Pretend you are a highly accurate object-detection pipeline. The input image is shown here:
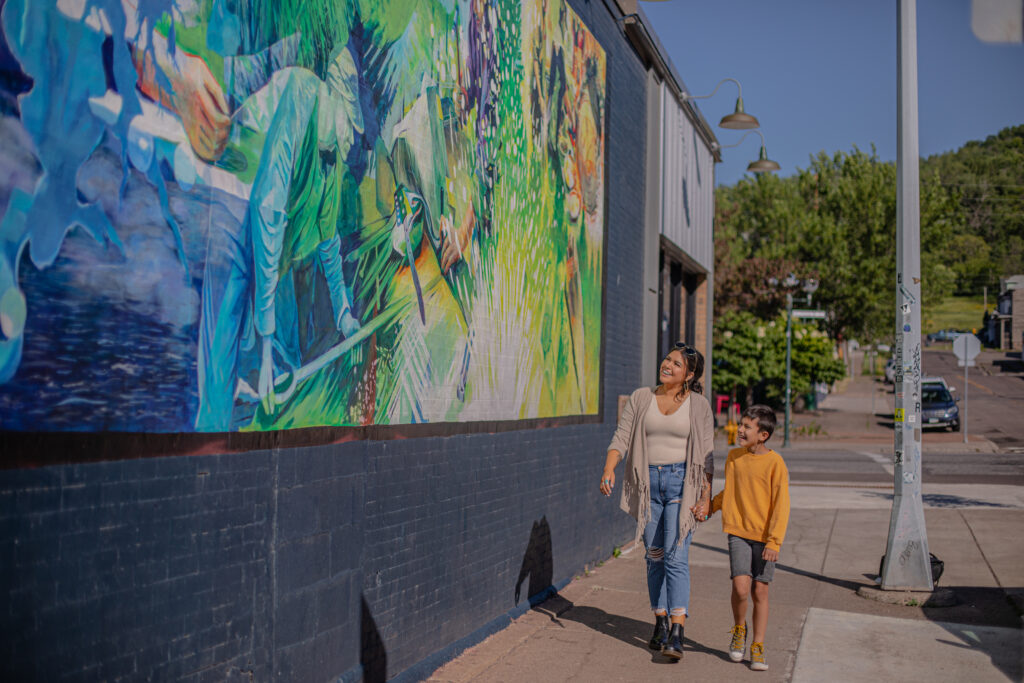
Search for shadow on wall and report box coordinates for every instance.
[515,516,554,606]
[361,596,387,683]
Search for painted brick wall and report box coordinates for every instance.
[0,1,650,681]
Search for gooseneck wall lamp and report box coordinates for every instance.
[682,78,760,130]
[713,129,781,173]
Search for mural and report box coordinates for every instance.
[0,0,605,433]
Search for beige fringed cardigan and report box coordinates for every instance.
[607,387,715,545]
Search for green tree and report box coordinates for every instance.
[712,311,845,410]
[716,146,962,345]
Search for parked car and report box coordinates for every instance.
[921,375,955,392]
[920,381,960,431]
[926,329,962,344]
[883,358,897,384]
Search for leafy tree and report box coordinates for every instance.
[716,145,962,345]
[921,124,1024,289]
[712,310,845,410]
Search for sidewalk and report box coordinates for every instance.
[430,491,1024,682]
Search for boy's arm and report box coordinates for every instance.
[764,457,791,555]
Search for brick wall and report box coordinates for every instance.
[0,1,648,681]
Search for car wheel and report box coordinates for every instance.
[951,422,960,432]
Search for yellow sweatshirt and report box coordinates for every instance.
[710,447,790,551]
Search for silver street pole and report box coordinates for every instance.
[882,0,933,591]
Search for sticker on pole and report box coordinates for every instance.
[953,334,981,363]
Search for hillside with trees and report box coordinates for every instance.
[712,124,1023,406]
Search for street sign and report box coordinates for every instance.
[953,333,981,362]
[792,309,826,319]
[952,333,981,447]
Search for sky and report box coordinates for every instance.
[641,0,1024,186]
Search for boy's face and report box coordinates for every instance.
[737,416,769,448]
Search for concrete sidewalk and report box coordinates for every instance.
[429,491,1024,682]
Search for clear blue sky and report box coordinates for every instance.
[641,0,1024,186]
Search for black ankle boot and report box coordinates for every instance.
[648,614,670,650]
[662,623,684,660]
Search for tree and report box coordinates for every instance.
[712,310,845,410]
[715,145,963,345]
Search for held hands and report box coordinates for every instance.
[599,470,616,497]
[690,499,710,522]
[762,547,779,562]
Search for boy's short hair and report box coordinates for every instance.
[742,404,777,440]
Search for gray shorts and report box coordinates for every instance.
[728,534,776,583]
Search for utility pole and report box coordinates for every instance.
[882,0,932,591]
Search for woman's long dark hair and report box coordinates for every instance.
[684,349,705,395]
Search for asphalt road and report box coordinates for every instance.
[768,447,1024,487]
[920,347,1024,451]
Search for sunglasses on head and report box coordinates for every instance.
[673,342,698,357]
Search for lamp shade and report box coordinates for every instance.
[747,144,780,173]
[719,96,760,130]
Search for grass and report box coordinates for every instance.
[923,295,986,334]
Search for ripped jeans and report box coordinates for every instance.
[643,463,693,616]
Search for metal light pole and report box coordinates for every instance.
[784,292,793,447]
[881,0,932,591]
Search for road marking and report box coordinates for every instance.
[966,377,995,395]
[858,450,894,476]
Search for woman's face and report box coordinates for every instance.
[659,350,693,389]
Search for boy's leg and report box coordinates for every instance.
[751,580,770,643]
[727,535,753,625]
[750,540,776,643]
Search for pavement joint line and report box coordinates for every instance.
[820,509,839,578]
[958,508,1003,589]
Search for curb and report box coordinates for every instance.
[856,585,957,608]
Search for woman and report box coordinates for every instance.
[600,343,714,660]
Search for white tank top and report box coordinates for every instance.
[644,394,691,465]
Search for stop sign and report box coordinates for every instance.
[953,334,981,363]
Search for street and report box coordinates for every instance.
[921,347,1024,452]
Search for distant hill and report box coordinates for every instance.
[921,124,1024,291]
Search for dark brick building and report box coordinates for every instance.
[0,1,718,680]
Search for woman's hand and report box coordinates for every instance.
[600,469,615,497]
[690,499,710,522]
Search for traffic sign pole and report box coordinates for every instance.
[954,334,980,444]
[964,359,968,444]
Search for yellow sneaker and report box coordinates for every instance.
[750,642,768,671]
[729,623,747,662]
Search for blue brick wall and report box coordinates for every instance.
[0,1,649,680]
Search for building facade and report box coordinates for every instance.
[0,1,717,680]
[987,275,1024,350]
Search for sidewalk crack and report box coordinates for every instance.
[958,509,1001,588]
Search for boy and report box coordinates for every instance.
[696,404,789,671]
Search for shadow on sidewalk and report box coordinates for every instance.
[531,595,734,664]
[691,541,866,592]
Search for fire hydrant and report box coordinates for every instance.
[725,418,738,445]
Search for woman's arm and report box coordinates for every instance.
[601,390,640,496]
[600,450,620,496]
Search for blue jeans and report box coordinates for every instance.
[643,463,693,616]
